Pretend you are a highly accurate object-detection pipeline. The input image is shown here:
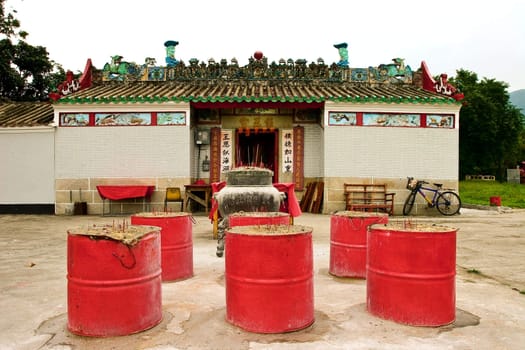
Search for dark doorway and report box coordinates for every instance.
[236,130,278,183]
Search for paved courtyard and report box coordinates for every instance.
[0,208,524,349]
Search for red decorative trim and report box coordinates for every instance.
[191,101,323,109]
[421,61,435,92]
[49,59,93,101]
[59,111,186,126]
[420,61,464,101]
[293,126,304,191]
[356,112,363,125]
[327,111,455,129]
[421,114,427,128]
[209,127,222,183]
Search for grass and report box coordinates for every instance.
[459,180,525,208]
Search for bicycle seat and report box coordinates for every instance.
[433,183,443,188]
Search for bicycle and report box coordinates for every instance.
[403,177,461,216]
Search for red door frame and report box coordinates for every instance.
[235,129,279,183]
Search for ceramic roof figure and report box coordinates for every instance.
[334,42,349,67]
[164,40,179,67]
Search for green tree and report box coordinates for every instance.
[452,70,524,181]
[1,0,65,101]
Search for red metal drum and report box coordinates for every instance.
[489,196,501,206]
[67,225,162,337]
[229,212,290,227]
[329,211,388,278]
[131,212,193,282]
[225,225,314,333]
[367,223,457,326]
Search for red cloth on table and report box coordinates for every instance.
[96,185,155,200]
[208,181,227,220]
[273,183,302,217]
[208,182,302,220]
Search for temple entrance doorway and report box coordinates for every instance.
[235,129,278,183]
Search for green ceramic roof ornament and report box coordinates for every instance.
[103,55,129,75]
[334,42,349,67]
[164,40,179,67]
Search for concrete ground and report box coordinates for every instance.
[0,207,524,350]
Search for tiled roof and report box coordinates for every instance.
[0,102,54,127]
[56,80,457,105]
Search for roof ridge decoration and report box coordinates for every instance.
[334,42,349,67]
[50,41,463,104]
[49,59,93,101]
[421,61,464,101]
[97,41,414,86]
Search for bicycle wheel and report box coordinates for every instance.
[436,191,461,215]
[402,191,417,215]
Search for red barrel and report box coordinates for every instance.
[367,223,456,326]
[489,196,501,206]
[329,211,388,278]
[229,212,290,227]
[225,225,314,333]
[131,212,193,282]
[67,227,162,337]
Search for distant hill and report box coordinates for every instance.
[510,89,525,113]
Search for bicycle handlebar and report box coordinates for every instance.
[406,177,429,191]
[407,177,446,193]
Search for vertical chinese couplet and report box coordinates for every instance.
[221,130,233,172]
[282,129,294,173]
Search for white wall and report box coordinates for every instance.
[54,103,192,179]
[323,102,461,181]
[303,123,324,178]
[55,125,191,178]
[323,126,458,179]
[0,127,55,203]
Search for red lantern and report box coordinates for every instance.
[253,51,263,60]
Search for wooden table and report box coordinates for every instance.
[184,184,212,213]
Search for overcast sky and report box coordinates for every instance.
[6,0,525,91]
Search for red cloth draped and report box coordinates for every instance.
[96,185,155,200]
[208,181,227,220]
[272,183,302,217]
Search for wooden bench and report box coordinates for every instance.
[344,183,395,215]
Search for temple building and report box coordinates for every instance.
[0,42,463,215]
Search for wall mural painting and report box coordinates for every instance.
[328,112,357,126]
[294,109,320,123]
[157,112,186,125]
[236,115,276,133]
[221,130,233,172]
[282,129,294,173]
[196,109,221,124]
[426,114,454,128]
[60,113,90,126]
[95,113,151,126]
[363,113,420,127]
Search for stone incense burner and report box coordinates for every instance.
[214,167,284,257]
